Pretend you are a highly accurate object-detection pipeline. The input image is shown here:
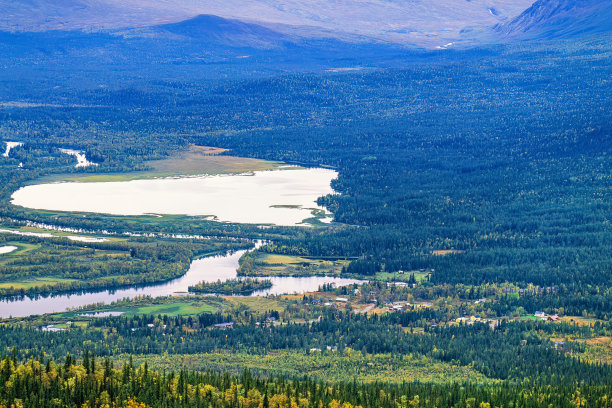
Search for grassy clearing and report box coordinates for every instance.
[0,276,78,290]
[559,316,604,326]
[129,350,494,384]
[578,336,612,363]
[148,145,283,175]
[114,302,219,316]
[373,271,429,282]
[0,241,40,261]
[548,335,612,364]
[239,252,349,277]
[226,296,286,314]
[431,249,465,256]
[41,145,285,183]
[261,254,316,264]
[56,297,223,318]
[519,315,542,321]
[241,253,431,282]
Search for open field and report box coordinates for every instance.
[146,145,283,175]
[431,249,465,256]
[39,145,286,183]
[239,252,350,277]
[98,301,219,317]
[0,241,40,261]
[0,276,78,290]
[578,337,612,364]
[225,296,287,313]
[129,350,495,384]
[559,316,605,327]
[48,296,224,319]
[373,271,429,282]
[547,335,612,364]
[240,252,431,283]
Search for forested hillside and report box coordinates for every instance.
[0,10,610,408]
[1,36,610,304]
[2,356,609,408]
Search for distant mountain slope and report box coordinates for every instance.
[0,0,186,31]
[130,15,290,49]
[0,0,535,47]
[495,0,612,39]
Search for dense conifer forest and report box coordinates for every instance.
[0,17,610,408]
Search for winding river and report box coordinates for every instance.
[1,165,356,318]
[0,248,364,318]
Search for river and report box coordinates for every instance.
[0,248,364,318]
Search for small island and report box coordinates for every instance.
[188,278,272,295]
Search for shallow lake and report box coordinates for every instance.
[0,248,364,318]
[0,245,18,255]
[11,168,337,226]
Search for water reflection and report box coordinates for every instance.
[0,249,363,318]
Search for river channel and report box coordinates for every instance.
[0,248,363,318]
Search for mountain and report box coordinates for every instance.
[128,15,291,49]
[0,0,535,47]
[495,0,612,39]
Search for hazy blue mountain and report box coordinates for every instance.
[126,14,291,49]
[495,0,612,39]
[2,0,611,50]
[0,0,535,47]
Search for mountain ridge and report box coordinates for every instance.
[495,0,612,39]
[0,0,535,48]
[123,14,292,49]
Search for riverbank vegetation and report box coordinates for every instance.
[189,278,272,295]
[2,37,609,311]
[0,30,610,407]
[63,296,225,318]
[1,276,611,404]
[0,232,250,299]
[40,145,284,183]
[238,252,350,277]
